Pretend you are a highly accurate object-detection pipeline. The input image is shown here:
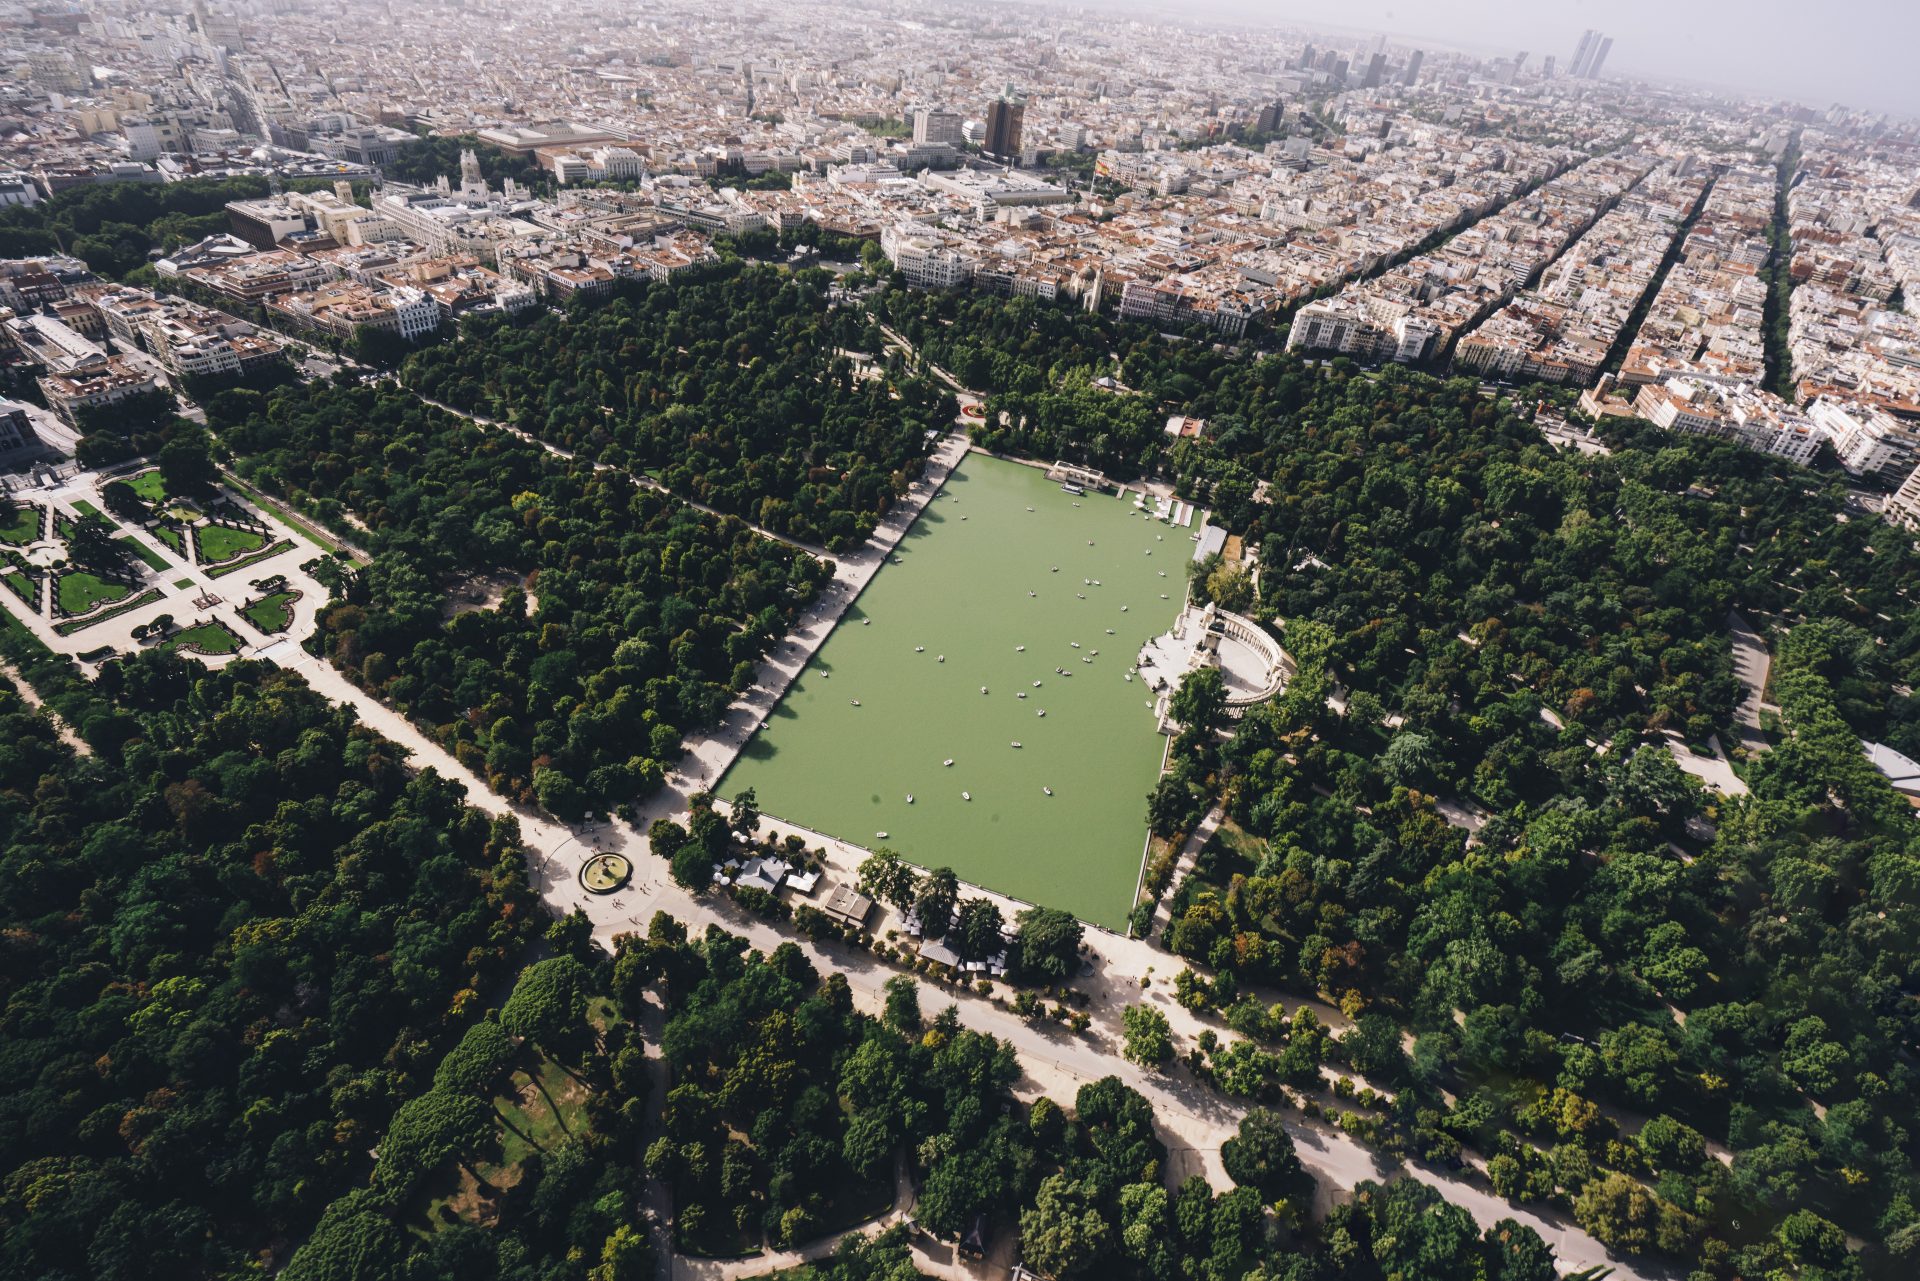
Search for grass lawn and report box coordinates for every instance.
[153,525,186,555]
[56,571,131,615]
[117,536,168,571]
[0,504,39,545]
[0,602,33,640]
[1212,815,1268,865]
[419,1052,591,1234]
[207,539,296,578]
[72,499,102,519]
[3,570,34,604]
[194,523,269,564]
[54,588,161,636]
[241,590,297,634]
[493,1056,587,1167]
[127,471,167,503]
[168,621,243,655]
[172,577,193,589]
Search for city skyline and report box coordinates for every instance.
[1125,0,1920,119]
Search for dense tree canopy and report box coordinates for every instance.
[202,378,832,816]
[0,656,535,1280]
[401,264,954,552]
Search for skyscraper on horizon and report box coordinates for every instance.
[1588,36,1614,80]
[1570,28,1599,78]
[1401,48,1424,86]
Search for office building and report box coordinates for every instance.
[1362,54,1386,89]
[912,107,964,148]
[1401,50,1424,85]
[1570,29,1599,78]
[0,399,40,462]
[983,89,1025,163]
[1588,37,1613,79]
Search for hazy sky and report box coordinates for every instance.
[1101,0,1920,119]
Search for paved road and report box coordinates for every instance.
[0,656,91,755]
[1727,610,1775,755]
[1149,803,1220,937]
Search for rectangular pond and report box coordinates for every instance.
[722,452,1190,930]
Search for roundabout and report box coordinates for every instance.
[578,851,633,894]
[24,539,65,569]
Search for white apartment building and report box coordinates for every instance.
[1883,462,1920,533]
[1808,397,1920,485]
[1287,297,1378,356]
[880,225,972,289]
[911,107,964,148]
[93,288,285,379]
[269,281,441,342]
[1635,378,1824,466]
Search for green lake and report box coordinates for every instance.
[721,452,1190,930]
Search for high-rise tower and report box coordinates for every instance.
[1570,29,1599,78]
[983,87,1026,163]
[1587,37,1613,79]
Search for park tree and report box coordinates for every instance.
[1121,1003,1174,1069]
[1014,906,1084,982]
[1220,1107,1309,1207]
[954,897,1006,962]
[589,1224,655,1281]
[1635,1115,1707,1173]
[1170,665,1227,735]
[649,817,688,859]
[157,428,218,496]
[670,841,712,892]
[729,786,761,838]
[857,847,916,909]
[374,1088,496,1196]
[280,1192,411,1281]
[1774,1210,1847,1268]
[1572,1172,1685,1257]
[913,866,960,937]
[101,480,149,521]
[1018,1175,1111,1278]
[1340,1012,1408,1081]
[433,1017,516,1096]
[499,955,590,1052]
[1485,1218,1558,1281]
[1204,561,1255,612]
[1607,743,1700,825]
[1380,730,1441,789]
[66,516,130,576]
[533,765,589,820]
[883,975,922,1033]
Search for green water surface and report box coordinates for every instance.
[721,453,1190,929]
